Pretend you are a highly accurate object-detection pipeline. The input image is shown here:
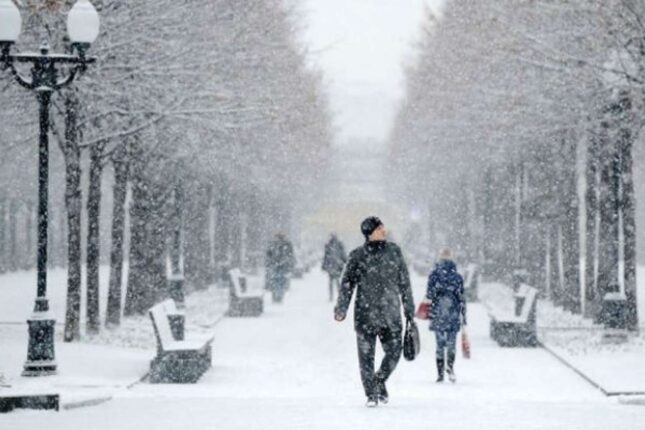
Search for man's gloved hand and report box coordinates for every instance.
[334,309,346,321]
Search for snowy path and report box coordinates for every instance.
[4,269,644,429]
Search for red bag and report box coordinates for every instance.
[415,302,431,320]
[461,330,471,359]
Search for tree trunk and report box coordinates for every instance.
[480,168,493,279]
[170,179,183,275]
[184,181,211,290]
[63,93,83,342]
[245,194,262,270]
[584,133,600,318]
[214,189,230,266]
[501,166,517,278]
[230,195,243,269]
[547,225,560,303]
[514,165,523,269]
[619,126,638,331]
[544,228,551,299]
[562,137,580,313]
[106,144,129,327]
[86,142,104,335]
[0,196,5,273]
[596,119,620,323]
[124,148,151,316]
[147,182,170,303]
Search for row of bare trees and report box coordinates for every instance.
[0,0,332,339]
[388,0,641,330]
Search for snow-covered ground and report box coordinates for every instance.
[0,266,228,410]
[2,268,644,429]
[478,268,645,395]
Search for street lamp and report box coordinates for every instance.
[0,0,100,377]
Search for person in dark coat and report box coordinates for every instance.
[425,248,466,383]
[322,233,347,302]
[265,233,296,303]
[334,217,416,407]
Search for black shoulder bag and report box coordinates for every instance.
[403,319,420,361]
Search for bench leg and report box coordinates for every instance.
[150,350,212,384]
[492,324,538,347]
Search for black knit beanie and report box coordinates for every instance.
[360,216,383,239]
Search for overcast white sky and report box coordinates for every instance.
[300,0,443,146]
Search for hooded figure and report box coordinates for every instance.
[322,234,347,301]
[426,248,466,383]
[335,217,415,407]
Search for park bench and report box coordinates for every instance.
[226,268,264,317]
[148,299,213,383]
[489,283,538,347]
[463,263,480,302]
[600,289,629,343]
[0,394,59,413]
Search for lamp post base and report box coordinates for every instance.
[22,316,57,377]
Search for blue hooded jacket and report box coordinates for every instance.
[426,259,466,332]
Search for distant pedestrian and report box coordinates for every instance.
[265,233,296,303]
[322,233,347,301]
[425,248,466,383]
[335,217,416,407]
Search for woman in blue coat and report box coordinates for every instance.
[425,248,466,382]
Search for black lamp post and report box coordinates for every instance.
[0,0,100,377]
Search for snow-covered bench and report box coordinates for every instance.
[148,299,213,383]
[489,284,538,347]
[226,268,264,317]
[463,263,480,302]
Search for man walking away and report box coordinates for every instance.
[426,248,466,383]
[322,233,347,301]
[334,217,416,407]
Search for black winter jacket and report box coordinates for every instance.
[335,241,415,333]
[322,237,347,278]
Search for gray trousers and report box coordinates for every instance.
[435,329,458,366]
[356,327,402,397]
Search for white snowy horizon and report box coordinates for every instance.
[300,0,444,147]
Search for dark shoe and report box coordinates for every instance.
[376,379,389,404]
[366,395,378,407]
[446,351,456,382]
[436,358,445,383]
